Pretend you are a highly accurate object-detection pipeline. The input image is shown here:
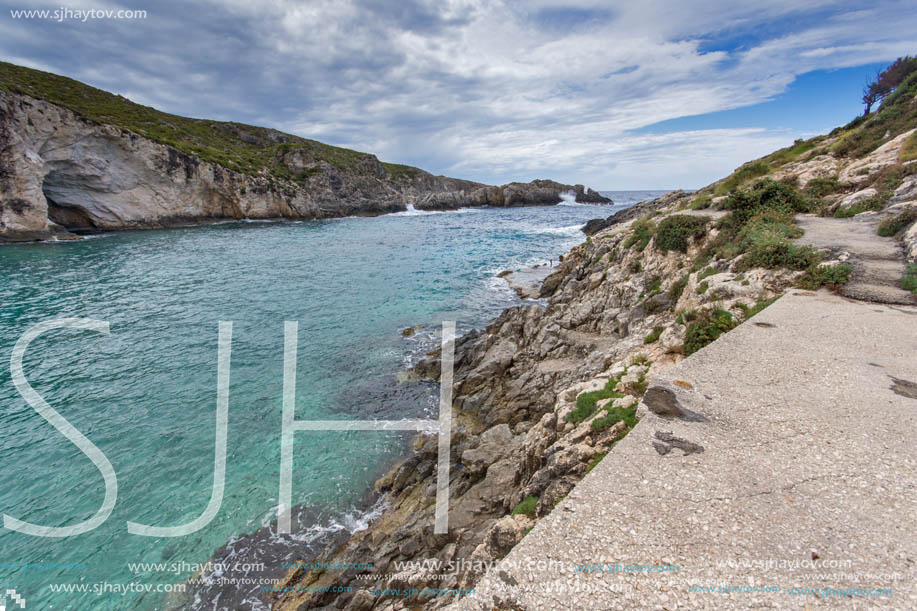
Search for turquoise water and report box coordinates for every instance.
[0,200,632,609]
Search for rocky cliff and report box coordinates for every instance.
[257,189,808,610]
[252,72,917,609]
[0,62,609,242]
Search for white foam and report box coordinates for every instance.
[557,191,585,206]
[526,223,584,237]
[389,203,473,217]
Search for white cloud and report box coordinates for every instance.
[4,0,916,188]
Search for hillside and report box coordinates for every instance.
[0,61,420,181]
[0,62,609,242]
[250,66,916,611]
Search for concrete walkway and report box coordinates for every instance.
[796,214,915,305]
[452,290,917,610]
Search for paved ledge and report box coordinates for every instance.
[452,290,917,610]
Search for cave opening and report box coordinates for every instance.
[42,167,100,233]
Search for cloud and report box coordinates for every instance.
[1,0,916,188]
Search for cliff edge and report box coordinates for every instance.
[0,62,609,241]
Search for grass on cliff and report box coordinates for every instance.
[901,132,917,163]
[0,61,421,181]
[714,161,771,195]
[700,180,826,274]
[512,496,539,518]
[566,371,627,425]
[682,297,783,355]
[624,217,656,251]
[830,71,917,159]
[902,264,917,295]
[654,215,709,253]
[878,209,917,236]
[761,137,821,167]
[683,309,737,356]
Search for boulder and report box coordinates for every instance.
[460,424,518,476]
[837,188,878,210]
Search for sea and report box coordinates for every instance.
[0,190,667,609]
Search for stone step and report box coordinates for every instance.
[852,258,909,284]
[842,281,916,305]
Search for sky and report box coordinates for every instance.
[1,1,916,190]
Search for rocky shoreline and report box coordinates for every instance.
[247,188,808,610]
[185,116,917,605]
[0,83,610,242]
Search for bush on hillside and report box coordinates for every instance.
[654,215,709,253]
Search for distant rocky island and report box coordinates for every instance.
[0,62,609,242]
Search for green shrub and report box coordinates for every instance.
[566,373,626,424]
[668,275,688,301]
[633,372,648,395]
[691,252,713,271]
[738,227,820,271]
[654,215,709,253]
[624,217,656,251]
[878,210,917,236]
[512,496,539,517]
[722,179,816,228]
[689,195,713,210]
[684,309,737,355]
[798,264,852,289]
[902,264,917,294]
[737,296,779,319]
[630,354,651,367]
[591,404,638,432]
[833,197,886,218]
[715,161,771,195]
[901,132,917,163]
[645,276,662,296]
[643,326,664,344]
[630,261,642,273]
[806,176,842,198]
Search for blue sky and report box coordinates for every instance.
[1,1,916,189]
[634,63,887,137]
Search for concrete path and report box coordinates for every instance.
[796,214,915,305]
[452,291,917,610]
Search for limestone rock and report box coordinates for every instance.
[771,154,838,188]
[839,129,917,183]
[460,424,518,476]
[481,515,534,558]
[0,90,608,242]
[838,188,878,210]
[892,174,917,204]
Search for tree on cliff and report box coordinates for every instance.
[862,56,917,115]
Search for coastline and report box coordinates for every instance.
[194,188,802,609]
